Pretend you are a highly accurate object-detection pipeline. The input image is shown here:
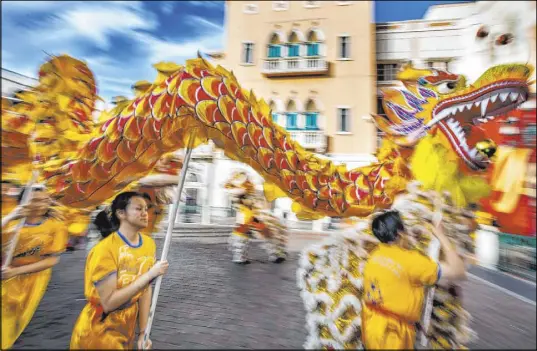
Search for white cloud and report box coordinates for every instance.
[27,3,158,50]
[161,1,174,15]
[186,15,223,31]
[132,30,224,63]
[2,1,225,103]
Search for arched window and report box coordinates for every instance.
[304,99,320,130]
[267,32,283,58]
[286,99,298,130]
[269,100,279,124]
[306,29,324,57]
[287,30,303,58]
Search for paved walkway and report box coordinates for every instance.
[12,238,537,349]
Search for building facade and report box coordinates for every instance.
[205,0,378,228]
[217,0,377,165]
[1,68,38,100]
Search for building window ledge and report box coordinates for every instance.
[336,131,352,135]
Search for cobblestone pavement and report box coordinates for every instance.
[13,238,537,350]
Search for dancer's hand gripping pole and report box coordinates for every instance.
[418,210,443,347]
[2,167,40,269]
[142,132,196,349]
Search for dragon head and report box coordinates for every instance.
[375,63,532,172]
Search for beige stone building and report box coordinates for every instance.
[214,0,377,167]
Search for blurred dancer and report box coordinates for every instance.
[139,191,162,237]
[361,210,467,350]
[1,185,68,350]
[70,191,168,350]
[1,180,20,217]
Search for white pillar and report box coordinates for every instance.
[312,218,324,232]
[202,158,215,225]
[475,224,500,270]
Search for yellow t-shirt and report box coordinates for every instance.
[363,244,440,322]
[9,218,69,267]
[84,231,156,306]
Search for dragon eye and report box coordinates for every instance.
[437,81,458,94]
[496,33,513,45]
[476,26,489,38]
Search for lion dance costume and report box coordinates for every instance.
[296,62,533,349]
[0,51,532,349]
[224,170,288,264]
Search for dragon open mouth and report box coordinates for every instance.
[432,80,529,170]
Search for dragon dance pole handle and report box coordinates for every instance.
[419,235,441,347]
[2,168,40,269]
[142,132,196,349]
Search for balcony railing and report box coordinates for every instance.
[289,130,327,151]
[262,57,328,76]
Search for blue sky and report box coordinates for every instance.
[2,0,463,104]
[375,1,474,22]
[1,1,225,104]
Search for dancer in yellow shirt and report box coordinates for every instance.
[70,191,169,350]
[1,185,68,350]
[362,210,467,350]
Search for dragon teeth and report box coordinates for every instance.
[457,105,465,113]
[465,103,473,111]
[480,97,489,117]
[490,94,498,103]
[510,92,519,101]
[499,92,509,102]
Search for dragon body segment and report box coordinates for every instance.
[0,56,425,218]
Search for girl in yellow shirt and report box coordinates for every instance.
[70,191,169,350]
[1,185,68,350]
[362,210,467,350]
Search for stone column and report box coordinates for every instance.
[475,224,500,270]
[201,156,216,225]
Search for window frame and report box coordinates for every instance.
[336,106,351,133]
[337,35,351,60]
[241,41,255,65]
[243,3,259,14]
[286,113,298,130]
[287,43,300,57]
[304,1,320,8]
[377,63,400,82]
[267,44,282,58]
[305,112,319,130]
[272,1,289,11]
[306,42,320,57]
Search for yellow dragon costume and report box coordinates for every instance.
[223,170,288,264]
[0,53,532,349]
